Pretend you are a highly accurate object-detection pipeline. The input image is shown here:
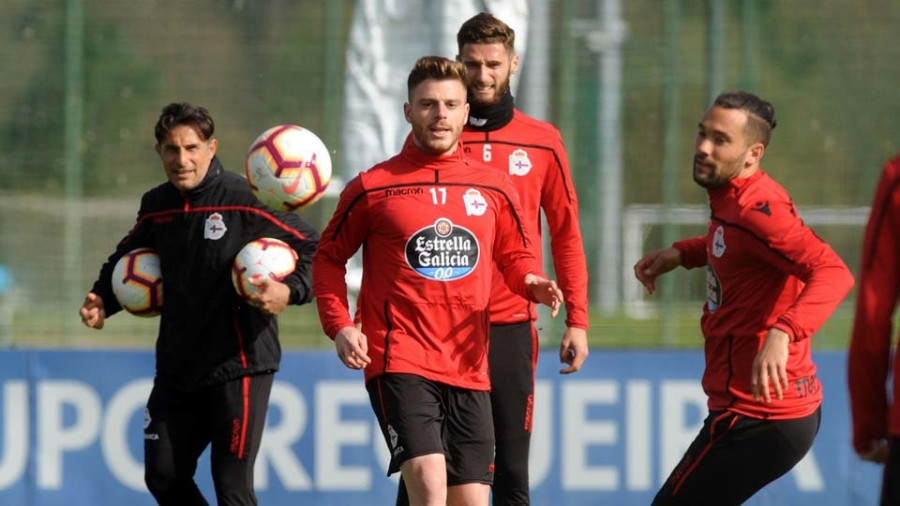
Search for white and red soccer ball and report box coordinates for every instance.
[111,248,163,317]
[232,238,298,302]
[245,125,332,211]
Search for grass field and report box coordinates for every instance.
[8,300,858,351]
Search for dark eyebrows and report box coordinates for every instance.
[161,141,201,150]
[697,122,731,141]
[459,51,506,67]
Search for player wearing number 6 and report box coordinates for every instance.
[313,56,563,506]
[456,14,590,506]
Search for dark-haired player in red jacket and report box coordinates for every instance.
[457,13,590,506]
[313,56,563,506]
[848,154,900,505]
[634,91,854,505]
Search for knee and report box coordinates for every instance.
[145,462,176,499]
[402,454,447,504]
[494,438,529,480]
[409,466,445,496]
[145,459,197,502]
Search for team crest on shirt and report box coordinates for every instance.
[508,148,532,176]
[204,212,227,240]
[712,226,726,258]
[405,218,480,281]
[463,188,488,216]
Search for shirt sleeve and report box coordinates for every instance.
[313,177,368,339]
[741,196,854,342]
[673,236,708,269]
[266,211,320,306]
[494,180,545,301]
[848,158,900,453]
[541,130,590,329]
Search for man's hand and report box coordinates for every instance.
[247,277,290,315]
[633,247,682,295]
[79,292,106,329]
[859,439,889,463]
[524,274,564,317]
[559,327,588,374]
[334,326,372,370]
[751,328,791,403]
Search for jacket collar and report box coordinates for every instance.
[178,156,224,196]
[707,169,765,201]
[467,92,515,131]
[399,135,467,170]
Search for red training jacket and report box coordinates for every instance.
[461,110,589,329]
[313,137,544,390]
[673,170,854,419]
[848,155,900,453]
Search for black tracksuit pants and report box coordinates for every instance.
[652,407,821,506]
[143,373,274,506]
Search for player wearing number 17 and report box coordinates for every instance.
[313,56,563,506]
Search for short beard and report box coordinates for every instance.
[692,156,743,189]
[693,172,726,189]
[412,126,456,156]
[469,77,511,108]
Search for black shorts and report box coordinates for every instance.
[366,373,494,486]
[653,407,821,506]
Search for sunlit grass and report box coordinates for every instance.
[7,300,856,350]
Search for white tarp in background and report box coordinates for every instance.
[341,0,530,178]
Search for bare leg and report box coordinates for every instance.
[400,453,447,506]
[448,482,490,506]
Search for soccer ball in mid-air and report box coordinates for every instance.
[111,247,163,316]
[245,125,332,211]
[232,238,299,303]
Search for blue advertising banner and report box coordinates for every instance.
[0,350,882,505]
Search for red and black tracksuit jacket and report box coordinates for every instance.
[313,137,544,390]
[673,169,853,419]
[849,154,900,453]
[460,108,589,330]
[91,157,319,391]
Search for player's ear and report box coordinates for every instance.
[208,138,219,157]
[746,142,765,167]
[403,103,412,124]
[510,52,520,75]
